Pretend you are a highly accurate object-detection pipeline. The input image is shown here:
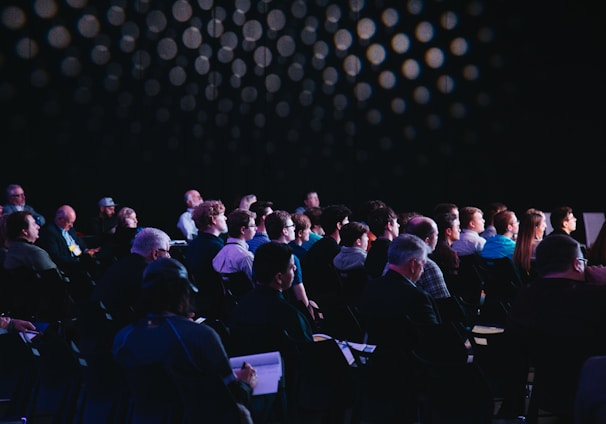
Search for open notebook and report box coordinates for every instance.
[229,351,283,396]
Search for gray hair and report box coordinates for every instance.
[131,227,170,256]
[387,233,431,266]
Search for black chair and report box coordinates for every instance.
[219,271,255,319]
[446,254,484,305]
[474,257,522,326]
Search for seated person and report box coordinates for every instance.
[89,197,120,247]
[111,206,143,260]
[333,221,369,272]
[3,211,58,271]
[112,257,257,423]
[3,184,46,226]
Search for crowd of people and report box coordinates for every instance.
[3,183,606,422]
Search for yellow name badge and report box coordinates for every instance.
[69,244,82,256]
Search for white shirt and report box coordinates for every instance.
[177,208,197,241]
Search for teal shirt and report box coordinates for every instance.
[480,234,516,259]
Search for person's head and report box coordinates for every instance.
[97,197,118,218]
[118,207,138,228]
[367,206,399,240]
[253,241,296,291]
[302,191,320,209]
[226,208,257,240]
[339,221,370,250]
[184,189,203,209]
[493,210,519,238]
[55,205,77,231]
[550,206,577,234]
[265,210,295,242]
[238,194,257,210]
[405,215,439,251]
[249,200,274,228]
[320,204,352,236]
[397,211,422,231]
[291,212,311,243]
[6,184,26,207]
[130,227,172,261]
[303,206,324,235]
[137,258,198,317]
[534,234,586,280]
[387,233,432,282]
[432,203,459,220]
[483,202,508,226]
[434,211,461,244]
[6,211,39,243]
[357,199,387,223]
[459,206,485,234]
[192,200,227,234]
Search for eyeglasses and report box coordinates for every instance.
[285,224,295,228]
[157,248,171,257]
[245,224,258,228]
[577,257,588,264]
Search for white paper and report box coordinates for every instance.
[229,351,283,396]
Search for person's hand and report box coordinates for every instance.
[1,318,36,332]
[307,299,323,321]
[235,362,258,389]
[85,247,101,256]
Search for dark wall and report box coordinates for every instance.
[1,0,604,238]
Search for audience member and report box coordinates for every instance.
[430,211,461,278]
[3,184,46,226]
[300,206,324,250]
[112,257,256,423]
[548,205,577,237]
[365,206,400,278]
[89,197,120,246]
[212,208,256,285]
[480,210,519,260]
[3,210,58,271]
[185,200,227,319]
[512,209,546,282]
[111,206,143,260]
[91,227,172,332]
[502,234,606,418]
[177,189,203,241]
[587,219,606,266]
[356,199,387,250]
[302,204,352,302]
[451,206,486,256]
[288,212,311,263]
[247,200,274,254]
[37,204,101,279]
[480,202,508,239]
[265,210,318,320]
[397,211,422,230]
[405,216,451,299]
[333,221,369,272]
[432,202,459,219]
[294,190,320,214]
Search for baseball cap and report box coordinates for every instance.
[98,197,118,207]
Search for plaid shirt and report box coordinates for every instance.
[416,257,451,299]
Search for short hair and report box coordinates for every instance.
[434,212,458,240]
[534,234,581,276]
[253,242,293,284]
[249,200,274,225]
[483,202,508,225]
[192,200,225,230]
[304,206,322,227]
[238,194,257,210]
[130,227,171,256]
[357,199,387,222]
[118,207,136,223]
[265,210,291,240]
[432,203,458,218]
[459,206,483,228]
[367,206,397,236]
[137,258,196,317]
[397,211,422,230]
[291,212,311,233]
[227,208,256,237]
[550,206,573,230]
[493,210,516,234]
[387,233,431,266]
[340,221,369,247]
[405,216,437,241]
[5,211,33,241]
[320,204,352,233]
[5,184,22,199]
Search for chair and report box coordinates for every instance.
[446,254,484,306]
[336,267,369,309]
[474,257,522,326]
[219,271,255,319]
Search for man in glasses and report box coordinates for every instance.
[3,183,46,226]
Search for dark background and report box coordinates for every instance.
[1,0,604,241]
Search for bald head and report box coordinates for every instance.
[55,205,77,231]
[405,215,439,251]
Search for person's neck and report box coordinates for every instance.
[203,228,221,237]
